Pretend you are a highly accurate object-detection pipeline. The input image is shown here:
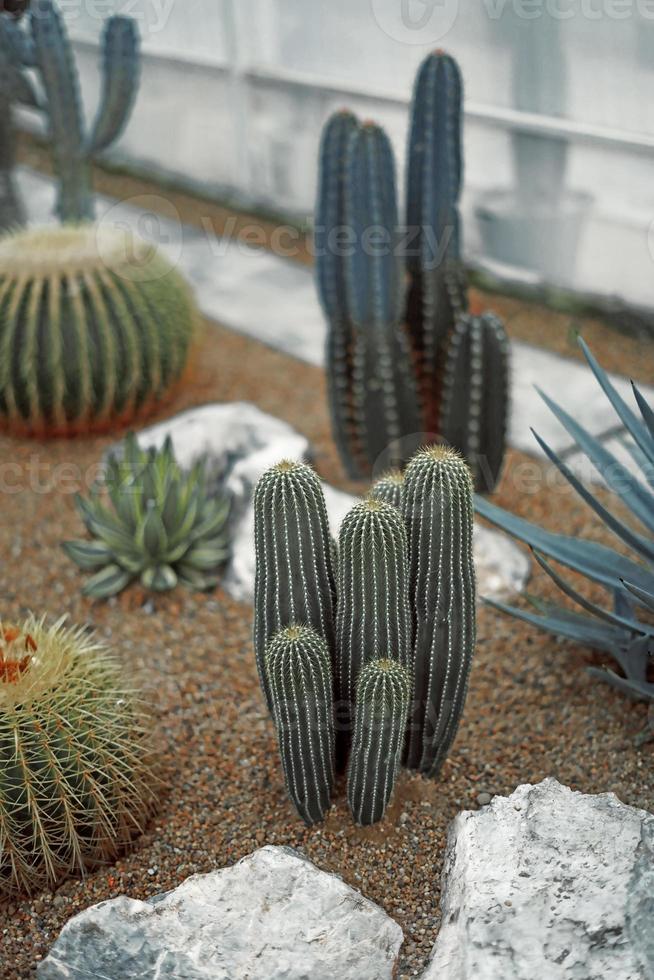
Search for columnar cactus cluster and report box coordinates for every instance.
[253,445,476,827]
[0,224,198,436]
[315,50,510,492]
[0,0,140,225]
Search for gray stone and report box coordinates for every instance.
[424,778,654,980]
[38,846,403,980]
[124,402,529,603]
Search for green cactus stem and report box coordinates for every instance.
[370,469,405,510]
[347,658,410,826]
[265,624,335,826]
[438,312,510,493]
[403,445,476,776]
[336,497,412,760]
[253,460,336,713]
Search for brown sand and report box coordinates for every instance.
[0,322,652,979]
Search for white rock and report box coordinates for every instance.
[38,846,403,980]
[120,402,529,602]
[423,778,654,980]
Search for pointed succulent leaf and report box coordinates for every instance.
[61,539,114,570]
[140,564,177,592]
[632,380,654,440]
[475,495,653,593]
[182,540,229,572]
[139,507,168,558]
[176,565,219,591]
[622,579,654,613]
[586,667,654,702]
[82,564,133,599]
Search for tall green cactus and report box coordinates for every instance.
[0,12,39,231]
[4,0,140,224]
[403,445,476,776]
[265,624,334,826]
[347,658,410,826]
[253,460,336,713]
[439,312,510,492]
[316,51,509,490]
[405,51,466,433]
[335,497,412,759]
[316,115,423,479]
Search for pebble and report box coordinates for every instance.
[476,792,492,807]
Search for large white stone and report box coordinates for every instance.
[37,846,404,980]
[124,402,529,602]
[424,778,654,980]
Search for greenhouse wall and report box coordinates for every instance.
[55,0,654,309]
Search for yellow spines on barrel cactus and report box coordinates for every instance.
[0,224,198,436]
[0,615,158,896]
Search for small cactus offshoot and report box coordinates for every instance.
[0,615,157,896]
[347,658,410,826]
[265,624,335,826]
[403,445,476,776]
[370,469,405,510]
[63,433,229,598]
[253,459,336,713]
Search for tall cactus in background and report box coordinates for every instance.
[0,11,38,230]
[439,313,510,493]
[0,0,140,226]
[31,0,139,222]
[347,658,410,826]
[253,460,336,712]
[316,117,423,479]
[265,624,335,826]
[403,445,476,775]
[316,51,509,492]
[335,497,412,760]
[405,50,466,433]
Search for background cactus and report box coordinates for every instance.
[0,0,140,224]
[265,624,335,826]
[0,615,157,896]
[0,11,38,230]
[316,116,423,479]
[438,312,510,493]
[0,224,198,436]
[403,445,476,776]
[405,50,466,434]
[63,433,230,597]
[253,460,336,712]
[347,658,410,826]
[316,51,509,490]
[336,497,412,759]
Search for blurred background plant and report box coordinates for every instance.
[64,433,230,598]
[0,0,140,229]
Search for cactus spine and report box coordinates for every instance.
[0,224,197,436]
[316,51,509,489]
[403,446,476,776]
[347,658,410,826]
[253,460,336,713]
[31,1,140,223]
[316,116,423,479]
[439,312,510,492]
[336,497,412,759]
[0,616,157,896]
[265,625,335,825]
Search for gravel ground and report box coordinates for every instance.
[0,322,652,978]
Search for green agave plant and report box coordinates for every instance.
[63,433,230,598]
[477,338,654,704]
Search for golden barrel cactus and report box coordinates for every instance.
[0,223,198,436]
